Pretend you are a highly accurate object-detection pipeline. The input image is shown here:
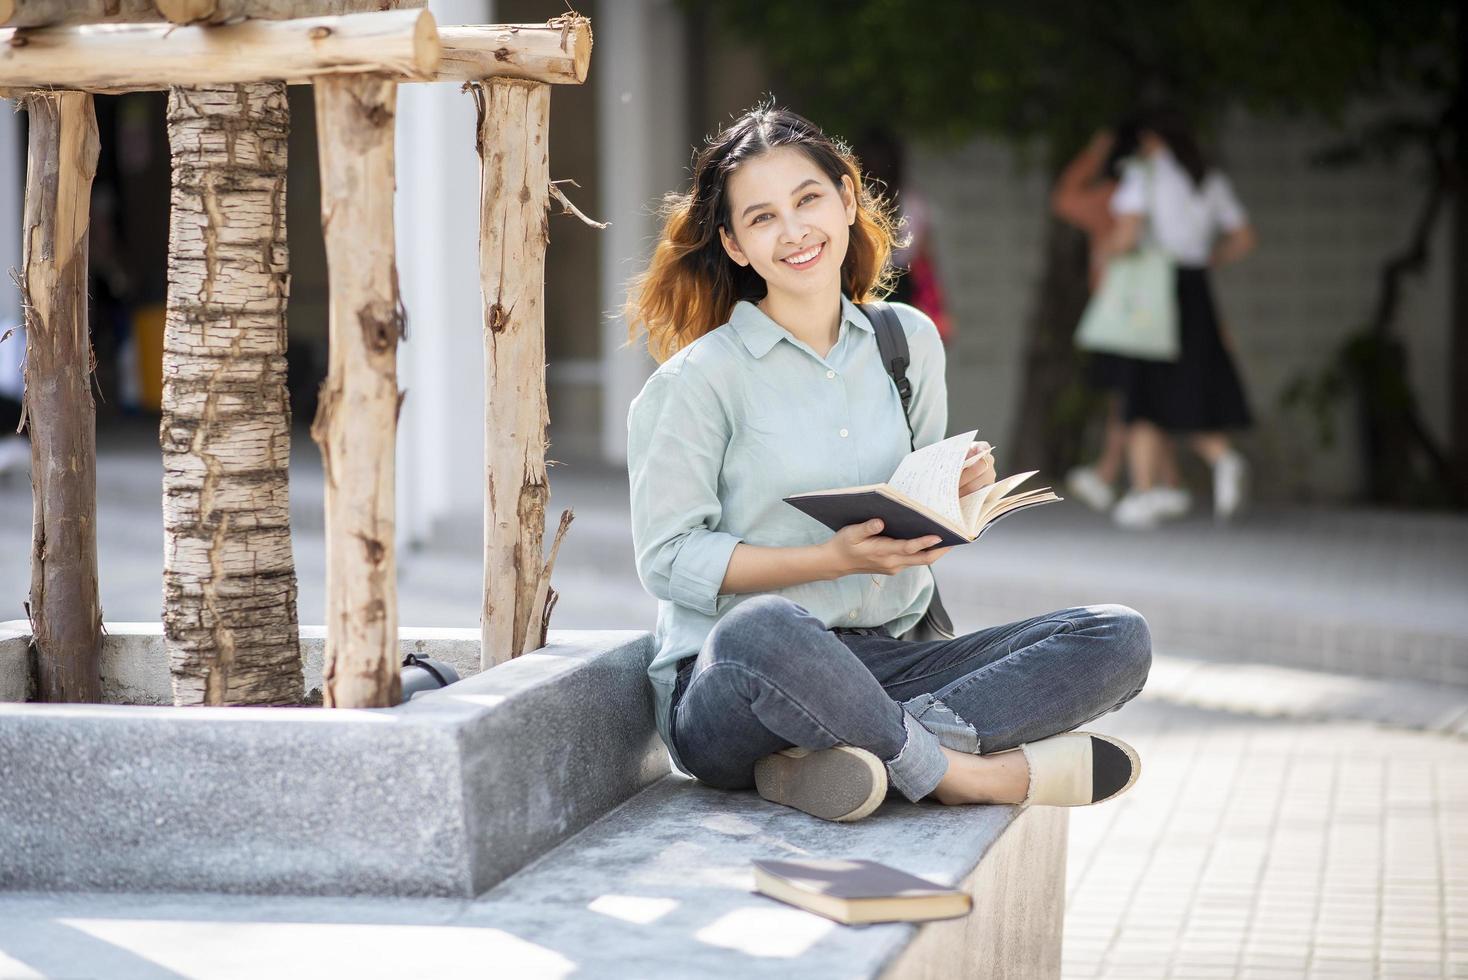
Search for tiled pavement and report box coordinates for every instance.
[1068,700,1467,979]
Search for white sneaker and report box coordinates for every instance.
[1149,485,1192,522]
[1065,465,1115,512]
[1212,451,1247,521]
[0,435,28,478]
[1113,488,1170,530]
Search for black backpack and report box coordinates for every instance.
[858,301,957,643]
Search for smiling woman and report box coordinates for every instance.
[625,106,897,363]
[622,103,1152,826]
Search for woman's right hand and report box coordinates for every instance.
[822,520,951,578]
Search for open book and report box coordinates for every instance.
[784,430,1061,547]
[752,857,972,925]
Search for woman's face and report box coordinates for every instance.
[717,145,857,302]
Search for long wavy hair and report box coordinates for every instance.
[626,105,901,363]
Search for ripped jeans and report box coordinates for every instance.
[668,595,1152,803]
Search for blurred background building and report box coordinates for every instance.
[0,0,1458,548]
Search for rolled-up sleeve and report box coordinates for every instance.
[627,366,742,616]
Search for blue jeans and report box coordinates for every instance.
[668,596,1151,803]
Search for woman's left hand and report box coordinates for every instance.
[958,441,996,498]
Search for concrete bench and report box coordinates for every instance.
[0,623,1066,977]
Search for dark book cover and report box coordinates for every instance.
[783,489,968,547]
[753,858,962,901]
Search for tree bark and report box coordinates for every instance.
[475,78,552,668]
[21,91,101,702]
[0,8,440,92]
[1007,215,1093,478]
[162,82,302,706]
[0,0,158,28]
[154,0,416,26]
[312,74,402,708]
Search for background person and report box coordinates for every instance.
[1054,124,1188,525]
[1100,108,1256,525]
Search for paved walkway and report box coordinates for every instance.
[1070,700,1466,979]
[1,420,1466,978]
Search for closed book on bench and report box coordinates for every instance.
[752,858,972,925]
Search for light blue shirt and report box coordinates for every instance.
[626,296,948,753]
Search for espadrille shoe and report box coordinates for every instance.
[1015,732,1140,807]
[753,745,888,822]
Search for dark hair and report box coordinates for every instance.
[625,104,900,362]
[1140,106,1210,186]
[1103,116,1142,181]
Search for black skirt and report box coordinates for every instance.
[1117,266,1252,432]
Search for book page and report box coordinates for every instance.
[887,430,978,527]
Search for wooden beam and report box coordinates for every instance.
[0,0,159,29]
[311,73,402,709]
[0,14,591,95]
[436,16,590,86]
[162,82,303,706]
[155,0,419,27]
[476,77,552,668]
[21,90,102,702]
[0,8,440,92]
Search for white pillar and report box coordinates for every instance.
[0,100,23,398]
[596,0,687,463]
[394,0,493,547]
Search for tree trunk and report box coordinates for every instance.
[21,91,101,703]
[161,82,302,706]
[0,0,158,28]
[475,78,551,668]
[1007,214,1093,478]
[311,74,402,708]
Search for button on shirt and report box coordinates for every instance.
[1110,148,1248,267]
[627,296,948,756]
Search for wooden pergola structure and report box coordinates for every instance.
[3,3,592,708]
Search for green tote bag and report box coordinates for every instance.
[1075,162,1179,362]
[1074,242,1178,361]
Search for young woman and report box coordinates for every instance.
[1053,123,1188,527]
[1098,109,1257,524]
[625,105,1152,823]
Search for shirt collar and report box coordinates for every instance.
[728,295,872,359]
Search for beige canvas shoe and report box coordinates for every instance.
[1014,732,1141,807]
[753,745,888,822]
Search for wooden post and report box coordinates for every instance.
[21,91,101,702]
[312,74,402,708]
[161,82,302,706]
[0,0,158,28]
[476,78,551,668]
[0,9,441,92]
[154,0,419,26]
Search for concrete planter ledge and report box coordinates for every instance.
[0,780,1067,980]
[0,620,496,705]
[0,624,666,898]
[460,775,1068,979]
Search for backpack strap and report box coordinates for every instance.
[858,301,916,451]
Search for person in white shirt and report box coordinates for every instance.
[1099,109,1257,525]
